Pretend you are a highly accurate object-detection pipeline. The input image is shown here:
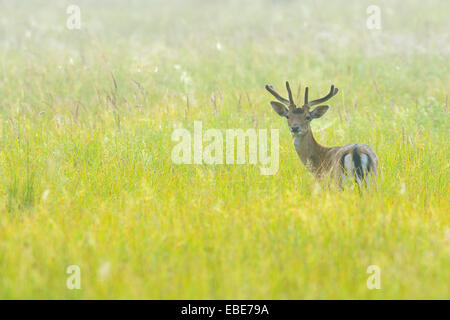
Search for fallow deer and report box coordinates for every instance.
[266,81,379,190]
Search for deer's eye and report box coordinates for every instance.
[305,116,311,121]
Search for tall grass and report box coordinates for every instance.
[0,0,448,299]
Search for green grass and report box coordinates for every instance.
[0,0,449,299]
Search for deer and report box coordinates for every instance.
[265,81,379,191]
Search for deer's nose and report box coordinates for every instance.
[290,126,300,133]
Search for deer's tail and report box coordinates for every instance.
[340,144,376,190]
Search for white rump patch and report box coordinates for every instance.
[343,154,354,172]
[361,154,369,171]
[341,151,374,190]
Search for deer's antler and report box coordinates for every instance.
[265,84,290,105]
[305,85,339,109]
[285,81,294,106]
[304,86,309,106]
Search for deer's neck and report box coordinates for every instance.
[292,130,329,175]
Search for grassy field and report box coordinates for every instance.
[0,0,449,299]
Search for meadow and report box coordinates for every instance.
[0,0,448,299]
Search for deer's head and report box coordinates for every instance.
[265,81,338,136]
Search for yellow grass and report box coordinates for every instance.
[0,0,448,299]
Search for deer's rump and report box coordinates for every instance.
[328,143,379,187]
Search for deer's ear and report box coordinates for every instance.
[270,101,288,117]
[310,105,329,119]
